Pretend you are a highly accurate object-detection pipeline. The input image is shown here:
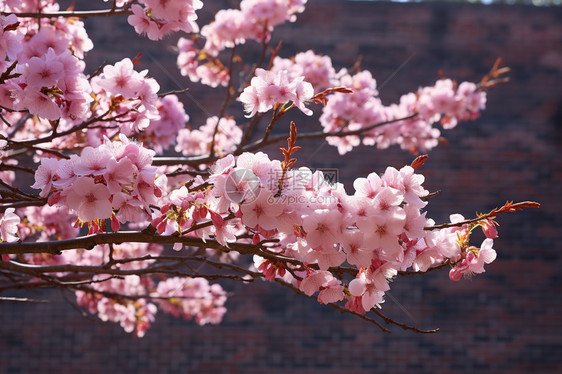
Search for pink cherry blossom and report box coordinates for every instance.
[239,68,314,117]
[65,177,113,222]
[300,270,344,304]
[348,271,386,312]
[449,239,497,281]
[302,209,341,250]
[480,219,499,239]
[240,190,284,230]
[15,87,62,120]
[127,5,163,41]
[96,58,145,98]
[340,230,373,268]
[23,48,64,88]
[73,146,112,176]
[0,14,23,63]
[31,157,63,197]
[155,276,227,326]
[0,208,20,242]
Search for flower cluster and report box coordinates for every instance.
[9,48,92,121]
[65,242,224,336]
[141,94,190,154]
[201,0,307,55]
[31,135,160,227]
[176,37,230,88]
[127,0,203,41]
[63,242,161,337]
[239,68,314,117]
[0,14,23,73]
[176,0,308,87]
[17,205,78,243]
[320,70,487,155]
[449,239,497,281]
[0,0,523,337]
[62,243,219,337]
[151,177,243,249]
[88,58,161,139]
[207,152,498,312]
[416,79,486,128]
[0,0,58,14]
[0,13,93,122]
[175,116,242,157]
[156,277,227,326]
[271,50,336,92]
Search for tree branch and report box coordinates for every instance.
[1,9,133,19]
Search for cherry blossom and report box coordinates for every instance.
[300,270,344,304]
[239,68,314,117]
[65,177,113,222]
[449,239,497,281]
[0,208,20,243]
[127,0,203,40]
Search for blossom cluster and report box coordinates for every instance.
[17,205,78,243]
[127,0,203,41]
[239,68,314,117]
[0,13,93,122]
[150,177,244,249]
[62,242,227,337]
[201,0,307,55]
[31,135,161,227]
[155,277,227,326]
[324,70,487,154]
[176,0,308,87]
[88,58,160,136]
[175,116,242,158]
[176,37,230,88]
[0,0,516,337]
[204,151,498,312]
[270,50,488,155]
[271,50,336,92]
[143,95,190,153]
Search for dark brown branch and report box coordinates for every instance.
[243,112,419,153]
[425,201,540,231]
[158,88,190,98]
[397,260,450,276]
[0,199,48,209]
[6,109,112,149]
[372,308,439,334]
[236,113,263,151]
[1,9,133,19]
[0,230,272,257]
[152,113,420,167]
[210,46,238,157]
[0,179,42,200]
[0,163,36,174]
[0,296,49,303]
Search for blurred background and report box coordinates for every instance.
[1,0,561,372]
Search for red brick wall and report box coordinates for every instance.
[1,1,561,373]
